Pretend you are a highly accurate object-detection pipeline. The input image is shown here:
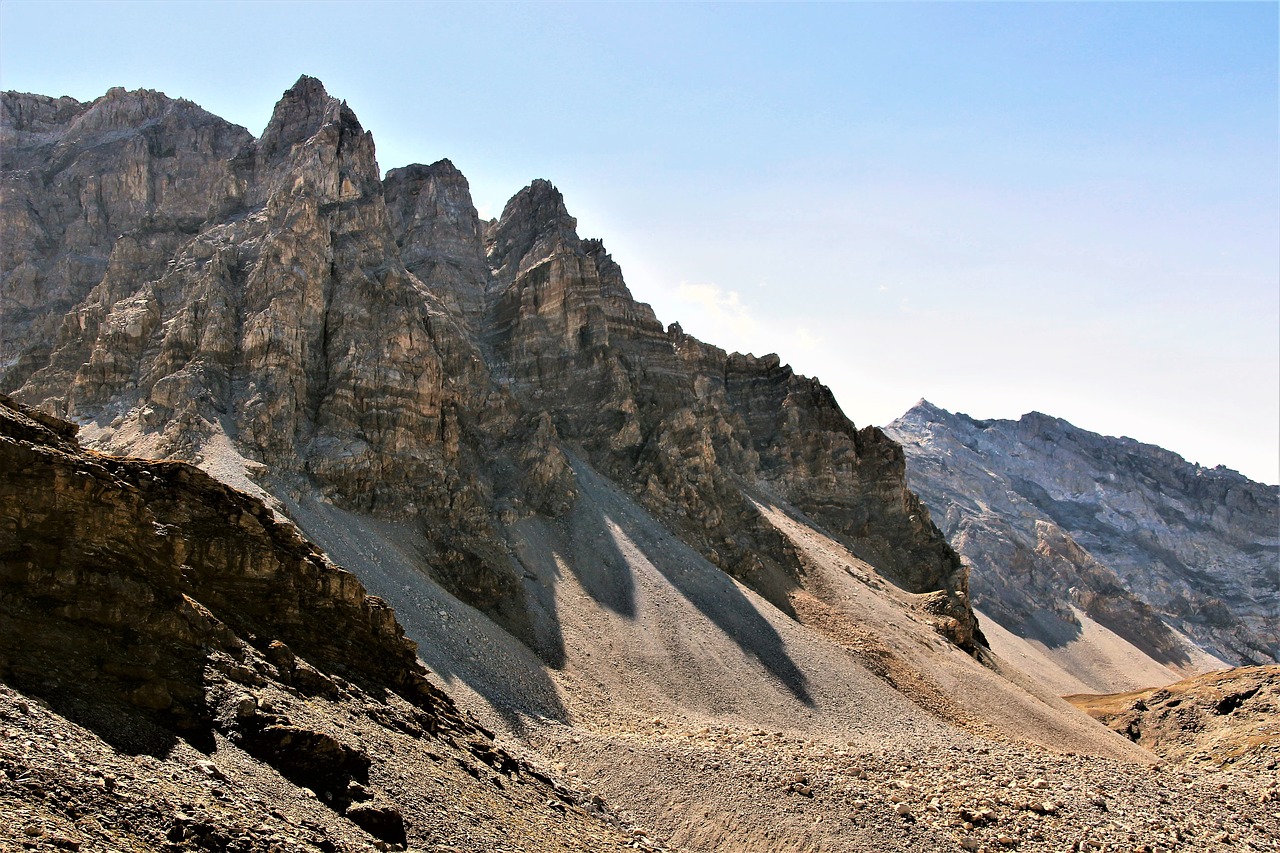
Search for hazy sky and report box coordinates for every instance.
[2,1,1277,483]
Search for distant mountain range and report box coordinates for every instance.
[886,400,1279,693]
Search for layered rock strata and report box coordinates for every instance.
[480,180,975,645]
[886,400,1279,674]
[0,394,650,851]
[2,77,977,655]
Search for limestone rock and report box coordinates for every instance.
[1,86,252,390]
[886,400,1279,678]
[3,77,978,655]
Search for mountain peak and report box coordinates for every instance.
[892,398,955,429]
[503,178,574,228]
[257,74,342,158]
[486,178,580,273]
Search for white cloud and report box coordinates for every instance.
[675,282,760,341]
[793,327,824,352]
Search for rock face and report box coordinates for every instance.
[885,400,1279,682]
[1066,665,1280,771]
[0,394,651,850]
[1,87,252,389]
[2,77,977,652]
[482,179,975,645]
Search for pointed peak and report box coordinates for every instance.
[258,75,341,156]
[493,179,578,244]
[284,74,330,102]
[906,398,949,419]
[500,179,570,221]
[887,398,960,432]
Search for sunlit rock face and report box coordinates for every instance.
[1,86,253,388]
[2,76,977,653]
[887,400,1280,669]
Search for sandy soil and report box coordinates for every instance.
[977,605,1226,697]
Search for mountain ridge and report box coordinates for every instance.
[886,399,1279,694]
[4,76,1279,851]
[2,76,978,654]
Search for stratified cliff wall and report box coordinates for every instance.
[887,400,1279,668]
[2,77,977,652]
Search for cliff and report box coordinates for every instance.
[3,77,977,653]
[886,400,1279,691]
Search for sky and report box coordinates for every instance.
[2,1,1277,484]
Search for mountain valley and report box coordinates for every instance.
[2,77,1278,852]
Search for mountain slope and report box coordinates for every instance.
[885,400,1279,693]
[0,393,650,852]
[5,78,1279,851]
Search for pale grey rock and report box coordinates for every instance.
[886,400,1279,668]
[1,87,252,388]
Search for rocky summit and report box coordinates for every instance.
[3,77,1278,851]
[1,75,974,652]
[886,400,1279,694]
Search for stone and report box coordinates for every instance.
[885,401,1279,676]
[345,803,407,847]
[5,78,982,659]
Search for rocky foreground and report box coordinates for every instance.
[4,397,1279,852]
[0,395,652,851]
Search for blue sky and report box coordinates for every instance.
[2,1,1277,482]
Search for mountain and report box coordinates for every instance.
[4,77,1278,851]
[1,76,974,654]
[886,400,1279,694]
[0,393,655,851]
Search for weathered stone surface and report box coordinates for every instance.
[886,400,1279,669]
[1,86,252,389]
[6,78,536,640]
[482,180,976,647]
[0,393,431,736]
[0,394,655,851]
[384,158,493,331]
[1067,665,1280,769]
[3,77,977,654]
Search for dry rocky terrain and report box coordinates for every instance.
[1067,665,1280,771]
[3,78,1278,852]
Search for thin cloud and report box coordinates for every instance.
[794,327,824,352]
[676,282,760,341]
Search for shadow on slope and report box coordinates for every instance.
[554,455,814,707]
[278,491,572,736]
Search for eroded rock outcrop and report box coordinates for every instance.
[3,77,978,655]
[1,87,252,389]
[0,394,653,851]
[1066,665,1280,770]
[5,78,536,641]
[886,400,1279,673]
